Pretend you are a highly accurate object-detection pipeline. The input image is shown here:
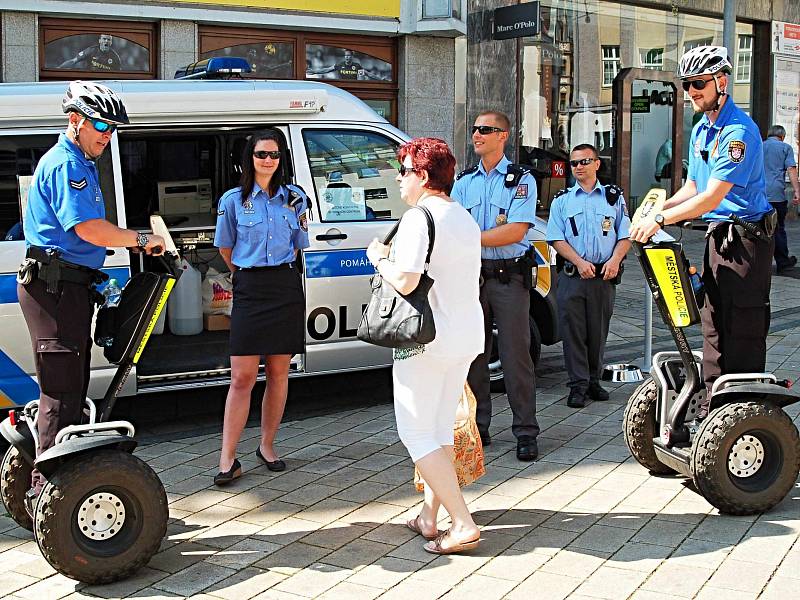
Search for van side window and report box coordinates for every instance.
[302,130,405,221]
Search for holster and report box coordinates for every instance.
[25,246,108,295]
[514,247,536,289]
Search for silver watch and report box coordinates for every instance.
[136,232,149,248]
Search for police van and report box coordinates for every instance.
[0,67,559,408]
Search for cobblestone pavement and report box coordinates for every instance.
[1,223,799,600]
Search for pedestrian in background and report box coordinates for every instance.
[546,144,630,408]
[366,137,483,555]
[213,130,310,485]
[450,110,540,462]
[763,124,800,273]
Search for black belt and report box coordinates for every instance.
[563,260,624,284]
[481,257,524,278]
[25,246,107,292]
[238,263,294,272]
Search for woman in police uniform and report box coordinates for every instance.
[213,130,309,485]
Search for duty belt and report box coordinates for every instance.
[706,210,777,243]
[480,257,524,282]
[563,260,624,285]
[24,246,107,294]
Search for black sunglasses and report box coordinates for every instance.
[681,77,715,92]
[253,150,281,159]
[569,157,597,167]
[471,125,506,135]
[88,118,116,134]
[398,165,418,177]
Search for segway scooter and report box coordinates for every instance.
[623,189,800,515]
[0,216,180,584]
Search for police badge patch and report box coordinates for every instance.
[728,140,746,164]
[514,184,528,198]
[69,178,88,190]
[299,211,308,232]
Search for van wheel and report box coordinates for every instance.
[34,449,168,584]
[489,317,542,392]
[690,402,800,515]
[1,446,34,531]
[623,378,674,475]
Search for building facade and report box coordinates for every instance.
[0,0,466,147]
[466,0,800,212]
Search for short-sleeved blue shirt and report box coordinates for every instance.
[762,136,796,202]
[688,98,771,222]
[546,180,631,264]
[214,183,310,268]
[23,133,106,269]
[451,155,537,260]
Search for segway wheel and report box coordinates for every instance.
[691,402,800,516]
[623,378,675,475]
[34,449,168,584]
[1,445,34,531]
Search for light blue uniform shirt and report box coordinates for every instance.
[688,98,771,222]
[451,155,537,260]
[762,136,796,203]
[214,184,310,268]
[23,133,106,269]
[546,180,631,264]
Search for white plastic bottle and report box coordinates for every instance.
[168,258,203,335]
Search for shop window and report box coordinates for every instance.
[640,48,664,70]
[602,46,620,87]
[199,27,295,79]
[302,129,404,222]
[39,18,156,80]
[305,45,392,82]
[736,35,753,83]
[423,0,453,19]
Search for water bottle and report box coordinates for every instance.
[688,266,704,307]
[97,279,122,347]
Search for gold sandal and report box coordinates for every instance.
[423,528,480,555]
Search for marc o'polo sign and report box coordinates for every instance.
[493,2,540,40]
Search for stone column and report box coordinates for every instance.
[160,19,197,79]
[2,11,38,82]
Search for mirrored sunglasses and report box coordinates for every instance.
[253,150,281,159]
[681,77,715,92]
[471,125,506,135]
[89,118,116,134]
[569,157,596,167]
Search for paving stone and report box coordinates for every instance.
[512,526,580,555]
[301,522,372,550]
[641,562,714,597]
[258,517,320,546]
[320,538,394,570]
[82,566,168,598]
[705,558,776,593]
[504,570,582,600]
[630,518,695,547]
[475,549,550,581]
[0,571,39,596]
[694,587,758,600]
[316,581,383,600]
[344,556,420,589]
[607,541,672,573]
[667,537,732,570]
[154,561,236,596]
[439,573,517,599]
[539,548,607,579]
[238,500,304,527]
[202,567,285,600]
[294,498,361,525]
[757,575,799,600]
[206,537,283,569]
[253,541,332,575]
[690,516,751,545]
[573,565,649,599]
[280,483,342,507]
[569,523,635,553]
[375,574,453,600]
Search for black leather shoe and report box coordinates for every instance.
[566,388,586,408]
[587,382,609,402]
[516,436,538,461]
[24,488,39,519]
[256,447,286,472]
[479,431,491,447]
[214,458,242,486]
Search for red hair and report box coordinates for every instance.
[397,137,456,193]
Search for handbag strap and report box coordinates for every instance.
[382,205,436,269]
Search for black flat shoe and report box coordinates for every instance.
[587,382,609,402]
[479,431,491,447]
[516,435,538,461]
[214,458,242,486]
[256,447,286,472]
[566,388,586,408]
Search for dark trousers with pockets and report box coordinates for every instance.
[18,278,94,493]
[700,225,774,414]
[557,275,615,392]
[770,201,791,269]
[467,274,539,440]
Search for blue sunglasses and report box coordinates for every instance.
[88,118,117,134]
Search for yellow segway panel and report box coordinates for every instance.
[643,246,701,327]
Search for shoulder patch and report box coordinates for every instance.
[299,211,308,232]
[728,140,746,164]
[514,183,528,198]
[604,184,623,206]
[69,178,88,191]
[455,165,478,181]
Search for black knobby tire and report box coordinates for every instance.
[623,378,674,475]
[34,449,168,584]
[691,402,800,516]
[1,445,34,531]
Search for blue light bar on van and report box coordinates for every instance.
[174,57,252,80]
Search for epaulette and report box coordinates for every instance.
[553,188,569,200]
[286,184,308,209]
[455,165,479,181]
[604,184,623,207]
[504,163,531,188]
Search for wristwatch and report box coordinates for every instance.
[654,214,666,229]
[136,232,149,248]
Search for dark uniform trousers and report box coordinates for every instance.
[700,225,774,413]
[557,275,615,391]
[770,201,791,269]
[17,278,94,491]
[467,274,540,439]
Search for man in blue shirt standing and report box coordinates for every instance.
[451,110,540,461]
[18,81,163,513]
[630,46,775,421]
[763,124,800,273]
[547,144,630,408]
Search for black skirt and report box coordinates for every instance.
[229,264,305,356]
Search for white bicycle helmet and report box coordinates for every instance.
[62,80,129,125]
[677,45,732,79]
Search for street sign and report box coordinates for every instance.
[493,2,540,41]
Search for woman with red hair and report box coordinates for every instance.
[366,138,484,554]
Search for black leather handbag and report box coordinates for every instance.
[357,206,436,349]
